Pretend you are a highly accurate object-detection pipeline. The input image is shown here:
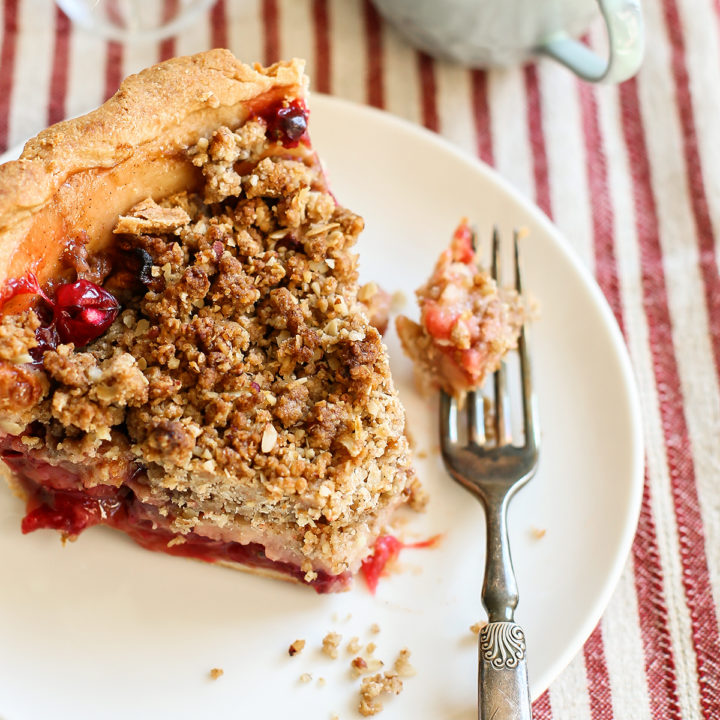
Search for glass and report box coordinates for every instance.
[55,0,216,43]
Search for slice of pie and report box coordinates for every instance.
[396,219,523,396]
[0,50,422,593]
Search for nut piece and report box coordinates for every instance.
[350,656,368,677]
[261,423,278,452]
[209,668,224,680]
[351,656,384,677]
[322,631,342,659]
[288,639,306,657]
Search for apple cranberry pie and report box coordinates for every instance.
[396,220,523,396]
[0,50,422,593]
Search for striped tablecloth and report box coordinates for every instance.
[1,1,718,718]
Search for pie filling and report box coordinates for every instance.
[1,438,350,593]
[0,59,422,593]
[396,219,524,397]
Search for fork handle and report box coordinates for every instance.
[478,621,532,720]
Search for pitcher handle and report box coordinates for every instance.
[538,0,644,83]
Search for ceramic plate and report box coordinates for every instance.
[0,95,643,720]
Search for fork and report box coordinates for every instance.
[439,228,539,720]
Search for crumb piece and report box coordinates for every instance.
[351,655,384,677]
[531,526,547,539]
[166,535,186,547]
[369,623,381,635]
[317,677,326,687]
[416,449,428,459]
[288,639,306,657]
[299,673,313,684]
[322,631,342,659]
[331,715,340,720]
[350,656,368,677]
[393,648,416,678]
[347,636,362,654]
[209,668,224,680]
[470,621,487,635]
[358,672,403,716]
[391,290,407,311]
[366,642,376,654]
[345,613,353,621]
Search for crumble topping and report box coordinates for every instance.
[321,631,342,659]
[0,116,419,578]
[393,648,416,677]
[209,668,224,680]
[358,671,403,716]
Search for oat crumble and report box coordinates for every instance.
[358,671,403,716]
[0,112,421,585]
[322,631,342,659]
[393,648,416,678]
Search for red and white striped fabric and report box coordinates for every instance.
[1,1,718,717]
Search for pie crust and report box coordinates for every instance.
[0,50,421,592]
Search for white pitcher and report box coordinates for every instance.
[372,0,644,83]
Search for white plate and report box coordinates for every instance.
[0,95,643,720]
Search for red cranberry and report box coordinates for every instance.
[53,279,120,347]
[258,99,309,147]
[276,104,308,142]
[29,324,60,362]
[133,248,155,286]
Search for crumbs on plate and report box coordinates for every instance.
[286,623,414,715]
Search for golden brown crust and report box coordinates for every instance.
[0,50,306,294]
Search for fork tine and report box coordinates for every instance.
[439,391,458,448]
[467,391,485,445]
[493,365,508,446]
[491,228,508,446]
[515,230,538,450]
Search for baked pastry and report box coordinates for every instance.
[396,220,523,396]
[0,50,421,593]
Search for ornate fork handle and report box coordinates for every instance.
[478,489,531,720]
[479,621,531,720]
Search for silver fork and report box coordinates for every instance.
[439,228,539,720]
